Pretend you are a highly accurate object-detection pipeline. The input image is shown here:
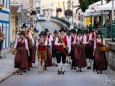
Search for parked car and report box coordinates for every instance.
[36,14,46,21]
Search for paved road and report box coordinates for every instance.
[0,63,114,86]
[36,20,60,33]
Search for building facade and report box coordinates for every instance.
[0,0,10,48]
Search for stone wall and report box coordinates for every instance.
[107,42,115,71]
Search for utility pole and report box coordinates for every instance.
[112,0,115,41]
[101,0,103,29]
[72,1,74,24]
[21,3,23,24]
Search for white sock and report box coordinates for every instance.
[58,63,61,71]
[87,59,90,67]
[62,64,65,72]
[38,61,41,71]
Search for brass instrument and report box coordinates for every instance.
[29,29,38,37]
[58,35,66,48]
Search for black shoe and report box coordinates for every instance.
[74,67,76,70]
[62,71,65,74]
[87,66,91,69]
[71,67,73,70]
[100,70,102,74]
[28,68,30,71]
[58,70,61,75]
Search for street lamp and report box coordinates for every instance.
[72,1,74,24]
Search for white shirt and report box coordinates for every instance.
[67,36,72,53]
[83,34,88,44]
[14,39,29,49]
[89,32,96,40]
[36,38,48,50]
[29,32,34,45]
[47,35,53,46]
[94,38,105,49]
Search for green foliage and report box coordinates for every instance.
[79,0,100,12]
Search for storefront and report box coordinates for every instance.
[0,0,10,48]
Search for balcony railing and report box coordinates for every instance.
[51,16,70,29]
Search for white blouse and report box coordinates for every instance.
[14,39,29,49]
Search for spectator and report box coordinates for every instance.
[0,27,5,59]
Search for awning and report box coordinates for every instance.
[96,1,115,11]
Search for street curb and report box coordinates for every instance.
[0,69,18,83]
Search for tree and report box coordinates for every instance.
[79,0,100,12]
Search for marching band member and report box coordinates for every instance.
[82,30,92,69]
[55,28,70,74]
[94,31,107,74]
[36,32,48,73]
[52,30,58,66]
[71,29,77,70]
[74,29,87,72]
[14,31,29,75]
[89,27,99,70]
[66,31,74,64]
[26,26,35,70]
[45,29,53,68]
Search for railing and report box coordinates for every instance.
[51,16,70,29]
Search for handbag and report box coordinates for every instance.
[101,45,109,52]
[11,39,23,55]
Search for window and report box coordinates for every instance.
[0,0,2,4]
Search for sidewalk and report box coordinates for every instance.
[0,49,18,83]
[104,68,115,84]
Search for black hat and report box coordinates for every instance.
[73,29,77,33]
[54,30,58,34]
[21,23,27,28]
[89,28,93,33]
[69,29,74,33]
[67,32,70,35]
[83,30,89,34]
[39,31,45,36]
[97,31,102,35]
[59,28,66,32]
[45,29,49,32]
[19,31,25,35]
[77,29,82,33]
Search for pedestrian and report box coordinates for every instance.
[14,31,30,75]
[36,31,48,73]
[54,28,70,74]
[0,27,5,59]
[74,29,87,72]
[94,31,107,74]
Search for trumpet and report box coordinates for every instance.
[58,35,66,48]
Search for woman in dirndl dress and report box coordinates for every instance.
[94,31,107,74]
[14,31,30,75]
[74,29,87,72]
